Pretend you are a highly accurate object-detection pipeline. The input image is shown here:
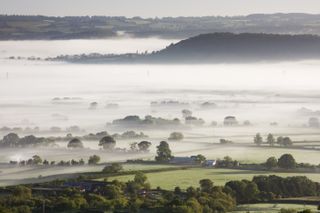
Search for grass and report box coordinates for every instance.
[108,168,320,190]
[232,203,319,212]
[178,146,320,164]
[121,163,176,171]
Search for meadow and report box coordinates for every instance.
[107,168,320,190]
[232,203,319,213]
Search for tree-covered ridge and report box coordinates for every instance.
[47,33,320,63]
[2,13,320,40]
[154,33,320,62]
[0,174,317,213]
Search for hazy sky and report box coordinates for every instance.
[1,0,320,17]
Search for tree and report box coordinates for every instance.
[43,159,49,165]
[244,182,260,202]
[193,154,206,164]
[88,155,100,165]
[134,172,148,185]
[168,132,184,141]
[265,157,278,169]
[199,179,214,193]
[13,186,32,199]
[283,137,293,147]
[182,109,192,118]
[32,155,42,165]
[99,136,116,150]
[266,134,275,146]
[155,141,173,162]
[103,163,123,173]
[67,138,84,148]
[278,154,296,169]
[137,141,152,152]
[254,133,263,146]
[277,136,284,145]
[130,142,138,152]
[2,133,19,147]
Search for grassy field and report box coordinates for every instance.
[107,168,320,190]
[176,145,320,164]
[121,163,176,171]
[232,203,319,212]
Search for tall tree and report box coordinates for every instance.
[99,136,116,150]
[278,154,296,169]
[155,141,173,162]
[254,133,263,146]
[266,134,275,146]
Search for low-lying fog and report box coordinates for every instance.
[0,38,319,184]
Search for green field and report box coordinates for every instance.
[232,203,319,212]
[107,168,320,190]
[121,163,176,171]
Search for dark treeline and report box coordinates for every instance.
[48,33,320,64]
[2,13,320,40]
[226,175,320,204]
[0,174,317,213]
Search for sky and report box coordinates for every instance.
[0,0,320,17]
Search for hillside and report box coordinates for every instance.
[2,13,320,40]
[47,33,320,63]
[150,33,320,62]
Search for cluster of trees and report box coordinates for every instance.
[0,171,318,212]
[112,115,181,128]
[129,141,152,153]
[0,133,54,148]
[168,132,184,141]
[254,133,293,147]
[265,154,296,169]
[52,130,148,142]
[215,156,239,168]
[0,174,236,213]
[226,175,320,204]
[9,155,102,167]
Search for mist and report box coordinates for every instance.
[0,38,320,185]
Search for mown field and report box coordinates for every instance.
[232,203,319,212]
[107,168,320,190]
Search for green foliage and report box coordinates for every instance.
[193,154,206,164]
[67,138,84,148]
[103,163,123,173]
[278,154,296,169]
[254,133,263,146]
[99,136,116,150]
[168,132,184,141]
[88,155,100,165]
[266,133,275,146]
[155,141,173,162]
[265,157,278,169]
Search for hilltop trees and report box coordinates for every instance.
[155,141,173,162]
[99,136,116,150]
[137,141,152,152]
[67,138,84,148]
[2,133,19,147]
[168,132,184,141]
